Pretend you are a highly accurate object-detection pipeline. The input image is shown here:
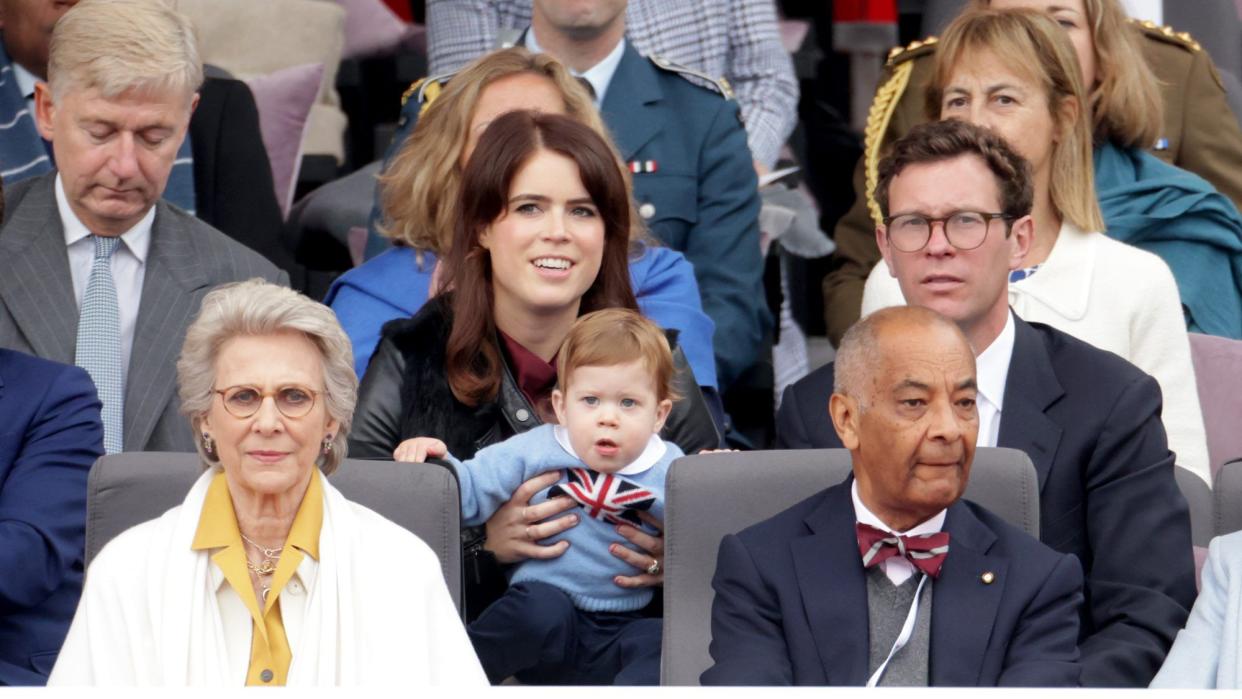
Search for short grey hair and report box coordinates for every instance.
[48,0,203,102]
[176,279,358,474]
[834,306,965,411]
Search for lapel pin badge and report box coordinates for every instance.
[980,571,995,584]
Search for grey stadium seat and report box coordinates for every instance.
[84,453,463,612]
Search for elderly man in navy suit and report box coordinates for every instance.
[775,119,1196,686]
[0,349,103,685]
[704,305,1084,686]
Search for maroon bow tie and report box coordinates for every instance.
[856,522,950,579]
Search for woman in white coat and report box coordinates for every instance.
[48,280,486,686]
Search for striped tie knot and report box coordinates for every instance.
[856,522,950,579]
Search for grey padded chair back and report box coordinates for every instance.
[1214,459,1242,538]
[85,453,463,611]
[1175,464,1214,547]
[661,447,1039,686]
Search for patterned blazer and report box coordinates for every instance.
[0,172,287,452]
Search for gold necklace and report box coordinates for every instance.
[240,532,282,595]
[240,532,284,559]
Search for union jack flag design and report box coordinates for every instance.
[547,467,657,526]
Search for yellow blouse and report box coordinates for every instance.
[191,469,324,686]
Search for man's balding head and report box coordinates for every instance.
[831,307,980,531]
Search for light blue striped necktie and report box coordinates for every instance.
[75,235,124,454]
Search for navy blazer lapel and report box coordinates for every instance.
[790,480,870,685]
[124,203,208,450]
[997,316,1064,492]
[600,41,663,161]
[0,175,78,363]
[929,501,1007,686]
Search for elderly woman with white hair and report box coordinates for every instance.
[48,280,486,686]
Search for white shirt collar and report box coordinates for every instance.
[56,173,154,263]
[552,424,666,476]
[851,479,947,537]
[525,29,626,105]
[11,62,37,101]
[974,309,1016,414]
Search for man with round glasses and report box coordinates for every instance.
[776,119,1195,686]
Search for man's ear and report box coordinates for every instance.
[876,224,897,277]
[34,82,55,141]
[829,392,861,450]
[1007,214,1034,271]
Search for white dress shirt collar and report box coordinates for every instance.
[553,425,666,476]
[974,309,1016,448]
[56,174,154,262]
[525,29,626,105]
[58,173,154,393]
[851,480,946,586]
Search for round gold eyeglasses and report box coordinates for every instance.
[213,385,321,419]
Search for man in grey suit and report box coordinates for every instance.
[0,0,285,454]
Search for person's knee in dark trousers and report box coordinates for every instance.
[611,617,662,685]
[467,581,578,684]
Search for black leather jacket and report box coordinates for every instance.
[348,297,720,617]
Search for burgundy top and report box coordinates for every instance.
[500,331,558,423]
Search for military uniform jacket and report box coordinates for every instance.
[600,41,767,389]
[821,21,1242,344]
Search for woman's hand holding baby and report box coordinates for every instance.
[611,511,666,588]
[485,472,580,564]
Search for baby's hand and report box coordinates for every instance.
[393,437,448,463]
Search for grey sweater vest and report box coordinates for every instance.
[866,567,933,686]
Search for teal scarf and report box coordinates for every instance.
[1094,142,1242,339]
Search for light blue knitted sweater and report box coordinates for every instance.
[446,423,682,612]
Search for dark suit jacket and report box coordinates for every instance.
[0,349,102,685]
[190,76,294,275]
[0,172,288,453]
[701,478,1084,686]
[775,316,1197,686]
